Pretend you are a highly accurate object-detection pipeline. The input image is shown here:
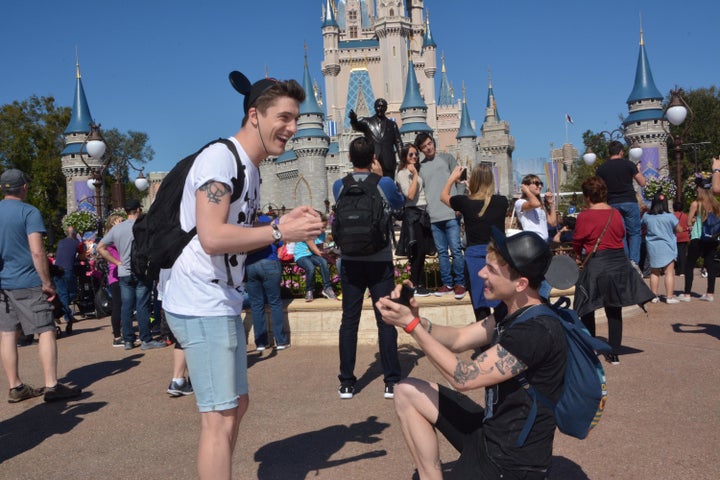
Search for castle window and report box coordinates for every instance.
[350,26,358,38]
[349,10,357,22]
[390,8,394,16]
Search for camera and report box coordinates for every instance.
[391,284,415,307]
[459,167,467,182]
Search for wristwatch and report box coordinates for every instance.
[271,223,282,245]
[713,169,720,173]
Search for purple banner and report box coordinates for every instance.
[74,180,96,213]
[639,147,660,178]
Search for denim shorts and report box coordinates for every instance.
[164,311,248,413]
[0,287,55,335]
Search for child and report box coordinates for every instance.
[641,193,681,303]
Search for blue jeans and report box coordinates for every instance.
[119,274,152,343]
[338,260,401,385]
[611,202,641,264]
[431,218,465,287]
[295,255,332,292]
[54,269,76,322]
[245,259,287,346]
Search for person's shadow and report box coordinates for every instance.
[672,322,720,341]
[0,401,106,463]
[254,415,389,479]
[353,344,425,394]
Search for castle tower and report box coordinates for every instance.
[622,25,668,178]
[435,53,460,152]
[456,85,477,168]
[321,0,342,128]
[60,58,104,215]
[420,11,438,131]
[478,70,515,196]
[374,0,412,113]
[399,59,432,144]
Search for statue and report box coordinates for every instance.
[348,98,403,179]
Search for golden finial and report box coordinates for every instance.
[441,52,446,73]
[488,67,492,88]
[639,12,644,46]
[265,65,269,78]
[75,47,81,79]
[462,82,467,103]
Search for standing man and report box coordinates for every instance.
[333,136,405,400]
[596,140,646,268]
[54,225,85,326]
[161,73,324,480]
[376,229,567,479]
[349,98,403,179]
[97,199,166,351]
[414,132,466,299]
[0,169,81,403]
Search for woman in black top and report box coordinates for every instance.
[441,164,508,320]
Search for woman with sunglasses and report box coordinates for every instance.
[395,143,434,296]
[515,174,557,241]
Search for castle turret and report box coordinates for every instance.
[374,0,412,113]
[456,85,477,167]
[622,25,668,178]
[60,58,103,214]
[399,59,432,144]
[478,70,514,196]
[321,0,341,125]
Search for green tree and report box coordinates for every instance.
[0,95,70,244]
[101,128,155,207]
[562,130,610,194]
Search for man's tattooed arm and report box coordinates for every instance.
[199,181,231,205]
[494,345,527,376]
[453,351,495,385]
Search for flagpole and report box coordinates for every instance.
[565,113,569,144]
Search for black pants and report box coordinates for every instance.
[582,307,622,352]
[684,239,719,294]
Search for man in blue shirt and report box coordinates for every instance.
[333,136,405,400]
[0,169,81,403]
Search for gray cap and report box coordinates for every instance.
[0,169,29,190]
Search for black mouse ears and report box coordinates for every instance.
[229,71,251,95]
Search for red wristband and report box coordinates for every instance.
[404,317,421,334]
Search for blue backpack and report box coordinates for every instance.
[701,212,720,242]
[513,297,610,447]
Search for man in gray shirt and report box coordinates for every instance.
[97,200,166,351]
[414,133,466,299]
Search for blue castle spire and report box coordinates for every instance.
[401,60,427,110]
[423,11,437,49]
[64,60,95,135]
[626,27,663,104]
[457,86,476,139]
[400,60,431,135]
[438,53,454,106]
[322,0,338,28]
[299,52,324,115]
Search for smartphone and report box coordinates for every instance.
[459,167,467,182]
[391,284,415,307]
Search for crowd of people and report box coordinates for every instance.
[3,69,720,480]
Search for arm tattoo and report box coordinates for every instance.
[453,354,494,385]
[199,181,231,204]
[494,345,527,376]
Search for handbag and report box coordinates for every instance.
[580,209,614,269]
[691,205,703,241]
[506,201,522,237]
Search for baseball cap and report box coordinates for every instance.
[124,199,142,212]
[489,226,578,289]
[228,71,279,114]
[0,169,30,190]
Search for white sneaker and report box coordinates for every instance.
[677,294,691,302]
[665,297,680,304]
[699,294,715,302]
[651,296,659,304]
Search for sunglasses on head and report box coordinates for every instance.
[525,180,543,187]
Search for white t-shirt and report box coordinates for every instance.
[515,198,549,240]
[163,137,260,316]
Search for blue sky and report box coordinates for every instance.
[1,0,718,175]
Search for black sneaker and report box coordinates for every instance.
[167,379,194,397]
[414,286,431,297]
[112,337,124,347]
[338,384,355,399]
[8,383,43,403]
[384,383,395,399]
[603,353,620,365]
[140,340,167,350]
[43,383,82,402]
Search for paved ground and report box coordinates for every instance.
[0,273,718,479]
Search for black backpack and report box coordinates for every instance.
[331,173,391,256]
[131,138,244,281]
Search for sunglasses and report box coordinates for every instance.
[408,152,418,157]
[525,181,543,187]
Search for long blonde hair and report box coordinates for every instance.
[467,164,495,217]
[697,187,720,219]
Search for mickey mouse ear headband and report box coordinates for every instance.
[229,71,279,114]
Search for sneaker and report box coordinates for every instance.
[630,261,642,277]
[650,296,659,304]
[453,285,467,300]
[322,288,337,300]
[434,285,453,296]
[167,379,194,397]
[43,383,82,402]
[124,341,135,350]
[255,344,267,352]
[305,291,314,302]
[276,344,291,351]
[665,297,680,304]
[338,384,355,399]
[699,294,715,302]
[8,383,43,403]
[414,286,431,297]
[677,294,692,302]
[140,340,167,350]
[384,383,395,399]
[603,353,620,365]
[112,337,124,347]
[701,268,708,279]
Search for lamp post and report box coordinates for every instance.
[582,128,643,166]
[663,88,692,203]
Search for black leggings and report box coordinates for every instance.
[684,239,718,294]
[582,306,623,352]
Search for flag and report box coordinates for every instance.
[565,113,574,124]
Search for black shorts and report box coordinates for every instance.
[435,385,548,480]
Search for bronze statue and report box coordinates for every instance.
[348,98,403,179]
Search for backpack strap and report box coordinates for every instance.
[212,138,244,203]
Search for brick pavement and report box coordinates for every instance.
[0,273,718,479]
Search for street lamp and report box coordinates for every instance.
[581,128,643,166]
[663,88,692,203]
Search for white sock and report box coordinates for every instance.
[172,377,185,386]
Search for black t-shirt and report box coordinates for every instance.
[450,194,509,246]
[483,305,567,471]
[596,158,639,204]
